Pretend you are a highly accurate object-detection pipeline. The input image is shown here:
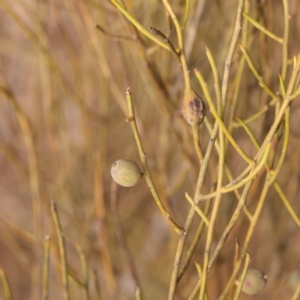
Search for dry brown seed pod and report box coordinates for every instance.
[182,89,206,126]
[242,268,267,295]
[111,159,142,187]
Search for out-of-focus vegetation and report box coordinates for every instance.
[0,0,300,299]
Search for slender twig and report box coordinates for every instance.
[281,0,289,79]
[68,272,85,288]
[110,0,169,51]
[254,56,300,164]
[199,84,225,300]
[232,97,280,128]
[177,201,211,282]
[240,45,279,99]
[188,180,254,297]
[243,12,283,43]
[125,88,183,235]
[42,236,51,300]
[222,180,270,299]
[188,280,201,300]
[76,244,89,300]
[192,122,204,162]
[198,143,271,200]
[268,108,289,185]
[185,193,210,226]
[273,183,300,226]
[148,26,180,60]
[227,0,250,134]
[50,200,70,300]
[199,37,228,300]
[233,239,240,269]
[195,68,254,165]
[291,277,300,300]
[219,145,278,300]
[135,288,141,300]
[237,113,300,226]
[233,253,251,300]
[182,0,190,30]
[221,0,245,105]
[168,121,217,298]
[195,263,208,300]
[95,23,136,41]
[290,85,300,100]
[206,48,222,113]
[0,267,13,300]
[204,119,252,219]
[161,0,192,95]
[170,2,245,295]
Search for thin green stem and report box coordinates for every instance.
[135,288,141,300]
[177,201,211,282]
[240,45,279,99]
[232,97,280,128]
[219,175,271,300]
[110,0,170,51]
[268,107,289,185]
[50,201,70,300]
[233,253,251,300]
[254,57,300,163]
[192,122,204,162]
[0,267,13,300]
[274,183,300,226]
[185,193,210,226]
[161,0,191,94]
[161,0,183,49]
[281,0,289,79]
[291,278,300,300]
[182,0,190,30]
[189,180,254,297]
[169,124,217,298]
[198,143,271,201]
[206,48,222,113]
[76,245,89,300]
[237,116,300,226]
[204,119,252,219]
[199,41,228,298]
[195,68,255,166]
[207,181,253,273]
[148,27,180,60]
[243,12,283,43]
[290,85,300,100]
[221,0,245,106]
[228,0,250,134]
[199,93,226,300]
[195,263,208,300]
[171,2,246,294]
[126,88,183,234]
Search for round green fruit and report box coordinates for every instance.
[111,159,142,187]
[242,268,267,295]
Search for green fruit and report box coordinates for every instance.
[111,159,142,187]
[242,269,267,295]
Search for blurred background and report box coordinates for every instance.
[0,0,300,299]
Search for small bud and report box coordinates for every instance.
[111,159,142,187]
[242,269,267,295]
[182,90,206,126]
